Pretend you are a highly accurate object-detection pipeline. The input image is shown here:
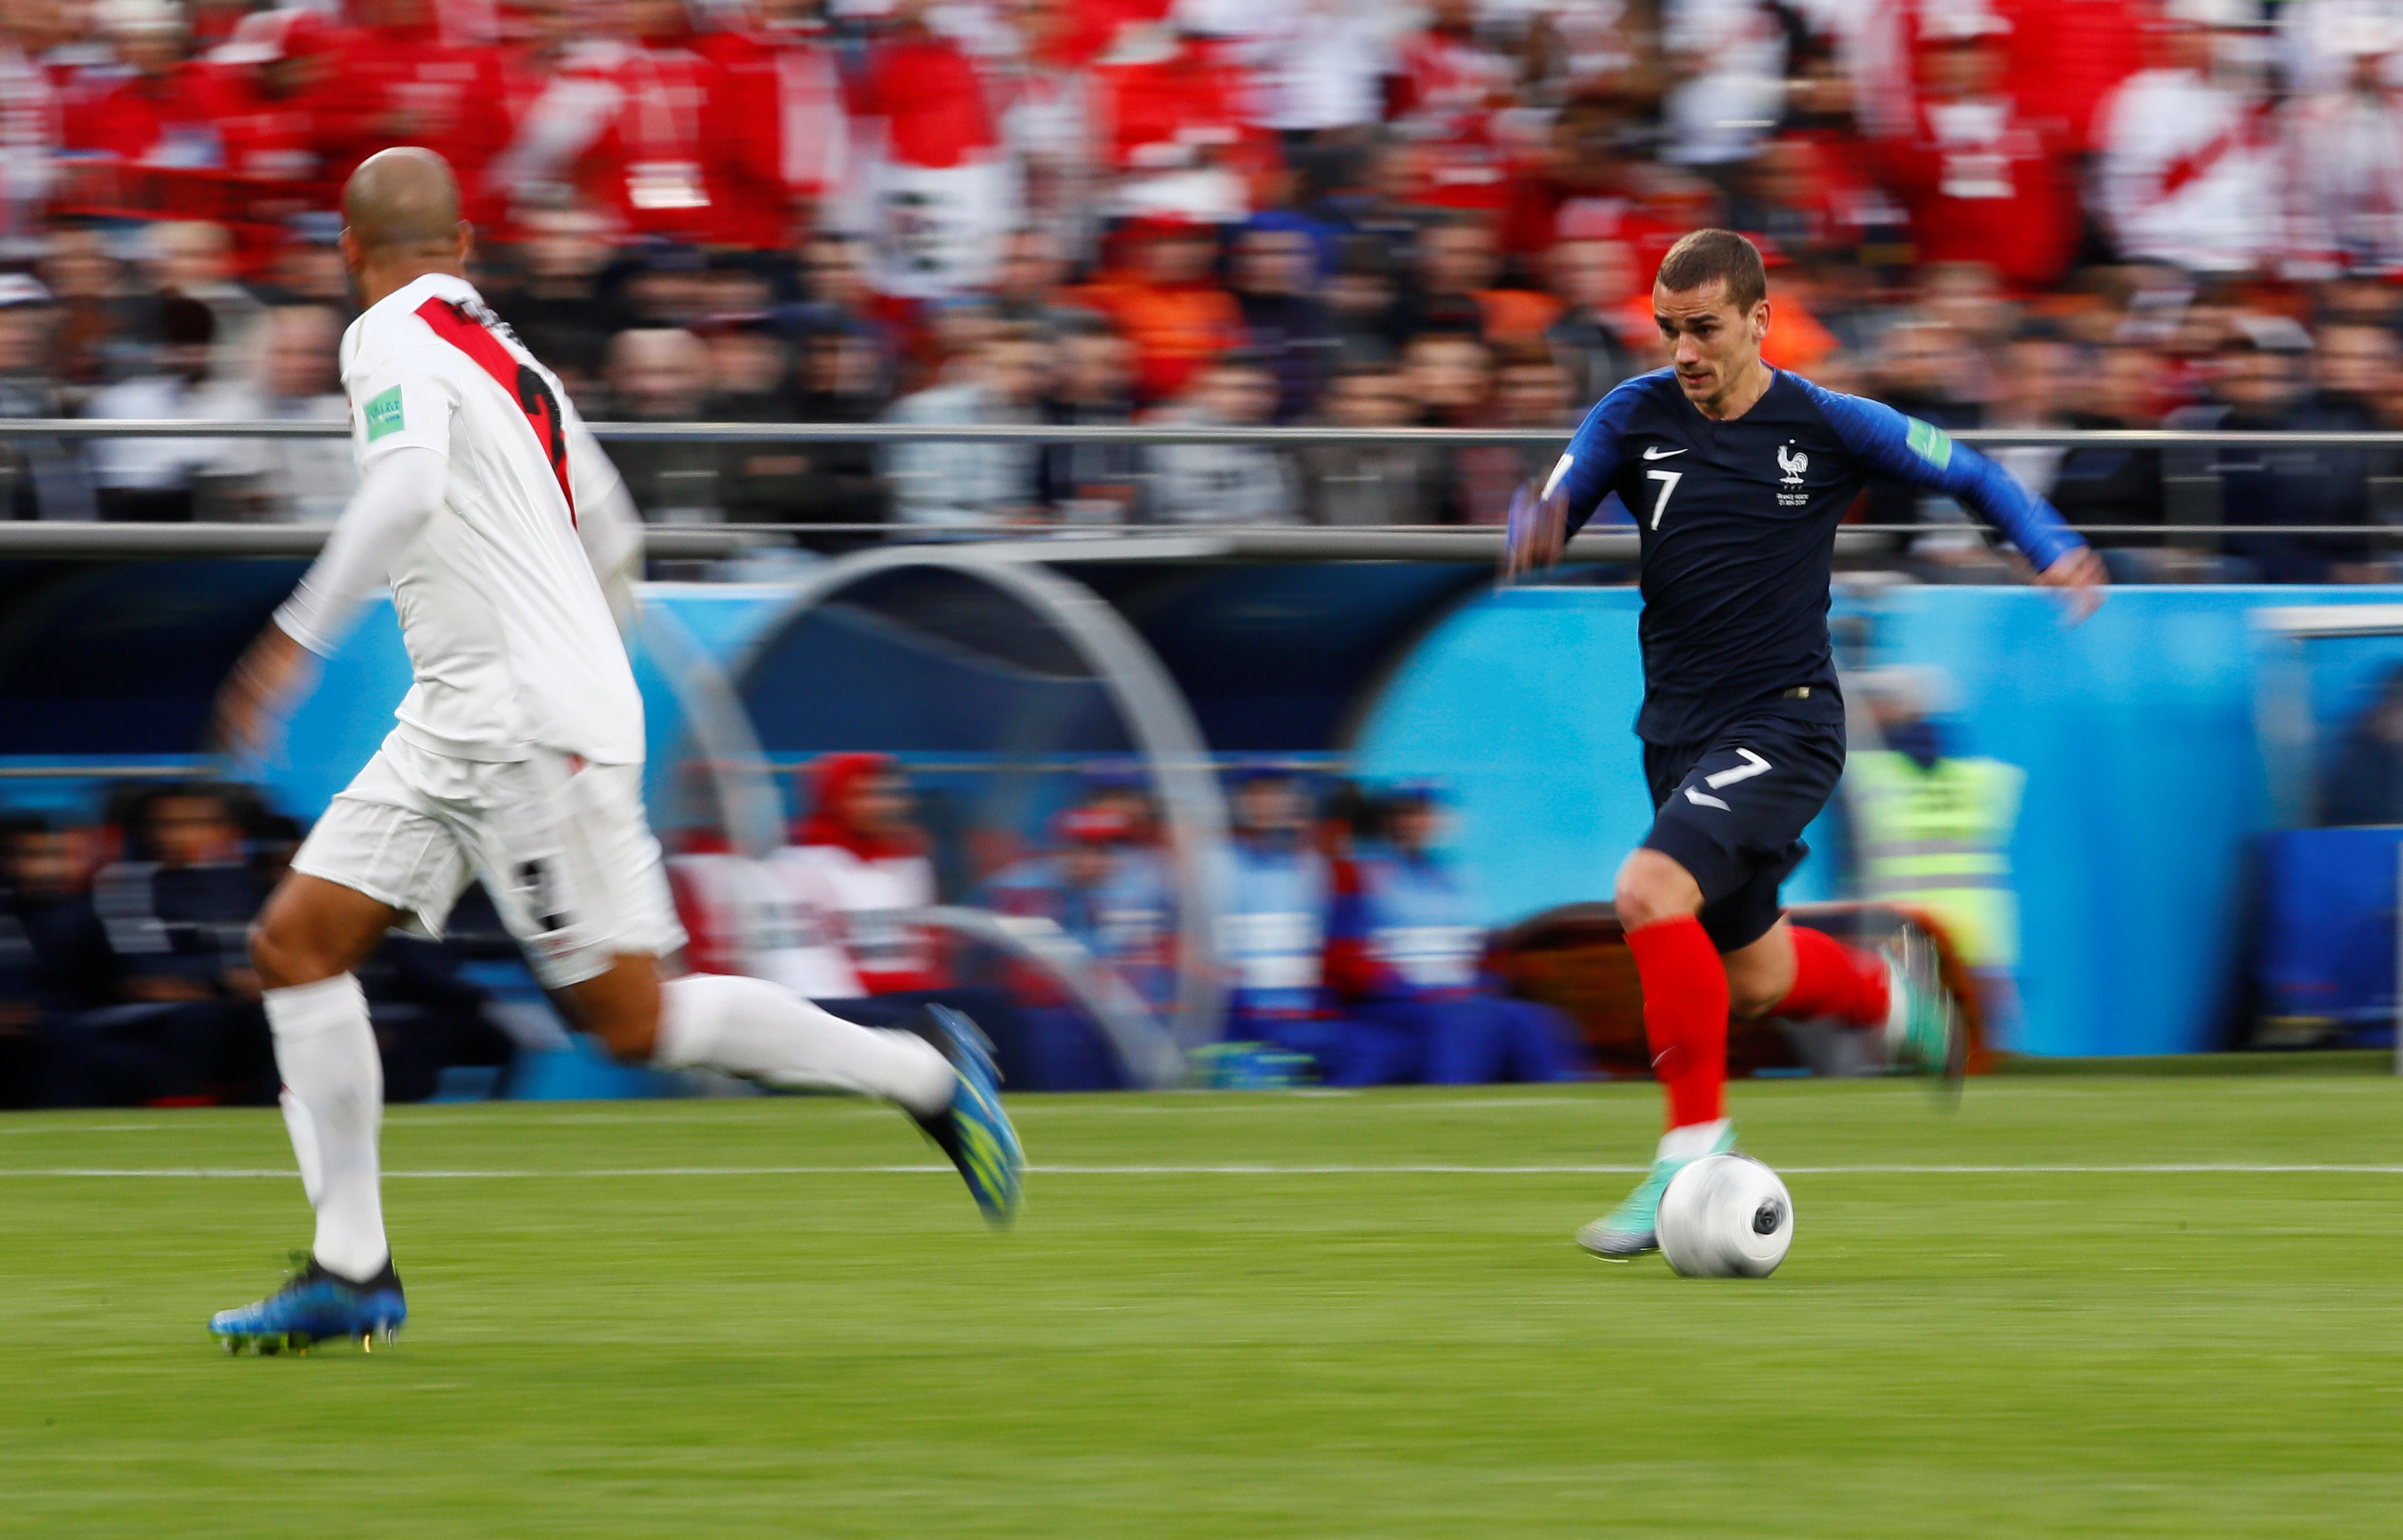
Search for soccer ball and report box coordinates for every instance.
[1657,1153,1794,1278]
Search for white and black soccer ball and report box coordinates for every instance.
[1656,1153,1794,1278]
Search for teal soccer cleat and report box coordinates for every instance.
[1576,1123,1738,1260]
[908,1005,1025,1227]
[1882,926,1967,1101]
[209,1254,406,1355]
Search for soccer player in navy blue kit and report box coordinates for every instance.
[1503,231,2105,1260]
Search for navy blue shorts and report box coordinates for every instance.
[1640,709,1846,954]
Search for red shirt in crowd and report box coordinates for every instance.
[854,24,997,172]
[694,16,849,246]
[318,15,508,198]
[65,58,242,168]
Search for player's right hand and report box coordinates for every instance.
[1500,481,1567,582]
[211,623,310,766]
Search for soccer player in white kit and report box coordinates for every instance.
[207,149,1022,1354]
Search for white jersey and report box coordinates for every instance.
[337,273,644,765]
[2091,67,2278,275]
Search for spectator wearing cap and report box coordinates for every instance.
[978,800,1173,1090]
[0,274,95,520]
[1144,349,1298,525]
[882,321,1053,526]
[1217,766,1413,1086]
[2091,0,2279,275]
[1323,784,1581,1085]
[82,293,257,521]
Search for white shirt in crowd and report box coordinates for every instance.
[768,842,938,997]
[242,391,360,523]
[2092,65,2279,275]
[84,373,261,492]
[2282,78,2403,278]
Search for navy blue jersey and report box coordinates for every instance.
[1552,368,2084,744]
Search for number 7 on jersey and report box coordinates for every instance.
[1646,468,1682,530]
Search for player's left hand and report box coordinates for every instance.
[2034,545,2107,624]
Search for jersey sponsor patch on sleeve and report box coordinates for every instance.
[1905,416,1953,471]
[363,386,405,443]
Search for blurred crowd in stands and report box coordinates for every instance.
[1,757,1573,1103]
[0,0,2400,573]
[0,781,515,1108]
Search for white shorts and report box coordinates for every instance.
[291,733,687,989]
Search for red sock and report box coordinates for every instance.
[1775,926,1891,1026]
[1624,916,1727,1130]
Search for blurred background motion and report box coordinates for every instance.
[10,0,2403,1106]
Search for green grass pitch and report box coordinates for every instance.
[5,1077,2402,1538]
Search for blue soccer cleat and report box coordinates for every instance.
[209,1254,406,1355]
[907,1004,1024,1227]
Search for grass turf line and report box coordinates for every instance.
[2,1079,2400,1539]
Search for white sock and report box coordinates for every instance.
[1658,1118,1732,1164]
[655,974,956,1117]
[265,974,389,1282]
[278,1087,323,1208]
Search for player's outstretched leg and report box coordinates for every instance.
[900,1004,1026,1227]
[1769,923,1963,1094]
[1579,910,1734,1260]
[649,973,1024,1226]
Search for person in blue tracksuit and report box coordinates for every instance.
[1217,766,1414,1086]
[1326,784,1582,1084]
